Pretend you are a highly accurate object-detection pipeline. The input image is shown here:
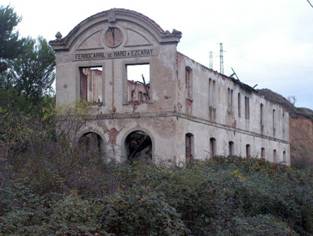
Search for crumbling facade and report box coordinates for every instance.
[50,8,290,165]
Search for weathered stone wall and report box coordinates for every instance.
[174,117,289,164]
[176,53,290,164]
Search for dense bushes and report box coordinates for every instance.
[100,188,188,235]
[1,150,313,235]
[0,113,313,235]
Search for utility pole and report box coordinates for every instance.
[209,51,213,69]
[219,43,224,74]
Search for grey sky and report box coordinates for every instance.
[3,0,313,108]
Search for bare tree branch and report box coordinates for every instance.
[307,0,313,8]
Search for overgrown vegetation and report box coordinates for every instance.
[1,4,313,236]
[1,117,313,235]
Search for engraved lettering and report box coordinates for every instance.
[74,48,154,61]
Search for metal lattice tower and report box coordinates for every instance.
[219,43,224,74]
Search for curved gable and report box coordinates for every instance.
[50,8,182,51]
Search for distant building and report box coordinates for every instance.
[50,9,290,165]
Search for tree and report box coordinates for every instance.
[0,5,24,74]
[0,5,55,115]
[12,37,55,101]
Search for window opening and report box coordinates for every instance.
[126,64,150,104]
[185,67,192,99]
[245,96,250,119]
[79,66,103,104]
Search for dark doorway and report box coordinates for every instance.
[261,147,265,159]
[186,133,194,164]
[273,149,277,163]
[246,144,251,158]
[125,130,152,161]
[210,138,216,158]
[228,141,234,156]
[78,132,104,156]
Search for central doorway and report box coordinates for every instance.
[125,130,152,161]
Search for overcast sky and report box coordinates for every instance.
[3,0,313,109]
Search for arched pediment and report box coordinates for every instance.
[50,8,182,51]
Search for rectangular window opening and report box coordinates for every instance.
[185,67,192,99]
[282,112,286,139]
[260,103,264,133]
[238,93,241,117]
[272,109,276,137]
[208,79,212,105]
[126,64,150,103]
[79,66,103,104]
[209,80,216,121]
[227,88,233,113]
[245,96,250,119]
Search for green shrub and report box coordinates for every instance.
[227,214,298,236]
[100,187,188,236]
[50,195,104,235]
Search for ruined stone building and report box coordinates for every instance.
[50,8,290,165]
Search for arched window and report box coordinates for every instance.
[210,138,216,158]
[185,133,194,163]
